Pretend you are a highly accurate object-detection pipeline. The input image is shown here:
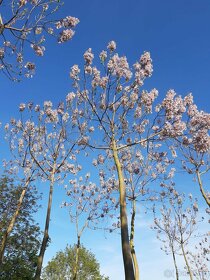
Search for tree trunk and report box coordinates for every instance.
[112,139,135,280]
[171,244,179,280]
[0,178,30,265]
[35,170,55,280]
[73,235,80,280]
[196,170,210,207]
[180,241,193,280]
[130,199,139,280]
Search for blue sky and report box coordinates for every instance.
[1,0,210,279]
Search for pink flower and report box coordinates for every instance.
[25,62,35,70]
[56,16,79,29]
[19,103,26,111]
[70,65,80,80]
[107,41,117,51]
[58,29,75,43]
[66,92,76,104]
[99,50,107,62]
[31,44,45,56]
[84,48,94,65]
[107,54,132,80]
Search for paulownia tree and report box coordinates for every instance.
[152,190,203,280]
[64,41,208,279]
[62,173,117,280]
[164,96,210,207]
[90,142,176,279]
[7,101,79,279]
[188,234,210,280]
[0,0,79,80]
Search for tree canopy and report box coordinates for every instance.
[0,175,41,279]
[42,244,109,280]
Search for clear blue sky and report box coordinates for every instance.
[0,1,210,279]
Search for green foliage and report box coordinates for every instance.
[0,175,42,279]
[42,244,109,280]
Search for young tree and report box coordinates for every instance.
[7,101,79,279]
[0,175,41,279]
[0,0,79,80]
[65,41,207,279]
[42,244,109,280]
[152,190,202,280]
[188,234,210,280]
[63,173,117,280]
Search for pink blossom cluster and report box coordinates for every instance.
[160,90,186,120]
[107,54,132,80]
[157,91,210,152]
[58,29,75,43]
[66,92,76,105]
[84,48,94,65]
[133,52,153,85]
[107,41,117,52]
[64,174,117,228]
[31,44,45,56]
[69,65,80,80]
[56,16,79,29]
[24,62,35,71]
[141,89,158,113]
[0,1,79,79]
[6,100,80,184]
[99,50,107,62]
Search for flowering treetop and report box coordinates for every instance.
[0,0,79,80]
[5,100,80,182]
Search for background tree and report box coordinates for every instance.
[188,234,210,280]
[41,244,109,280]
[0,175,41,280]
[0,143,38,264]
[165,95,210,207]
[7,101,80,279]
[152,190,203,280]
[63,173,117,280]
[0,0,79,80]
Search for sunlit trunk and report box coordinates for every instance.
[180,241,193,280]
[35,169,55,280]
[112,139,135,280]
[130,199,139,280]
[0,179,30,265]
[196,170,210,207]
[171,244,179,280]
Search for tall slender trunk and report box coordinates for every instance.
[130,199,139,280]
[196,170,210,207]
[112,139,135,280]
[171,244,179,280]
[73,235,80,280]
[180,241,193,280]
[35,169,55,280]
[0,178,30,265]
